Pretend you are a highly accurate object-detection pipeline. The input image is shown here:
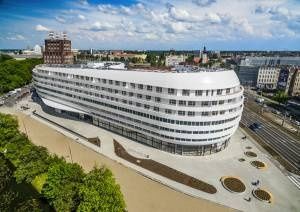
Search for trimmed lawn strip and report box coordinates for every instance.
[113,140,217,194]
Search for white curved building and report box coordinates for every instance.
[32,64,244,156]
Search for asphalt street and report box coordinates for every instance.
[241,107,300,171]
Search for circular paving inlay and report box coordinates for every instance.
[252,188,273,203]
[251,160,267,169]
[245,151,257,157]
[221,176,246,193]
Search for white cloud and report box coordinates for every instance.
[6,34,25,40]
[15,0,299,49]
[144,33,160,40]
[87,22,115,31]
[78,14,86,20]
[193,0,217,7]
[55,16,66,23]
[35,24,50,31]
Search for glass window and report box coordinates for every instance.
[154,107,159,112]
[130,83,135,88]
[169,99,176,105]
[146,95,151,100]
[188,111,195,116]
[195,90,202,96]
[188,101,195,106]
[168,88,175,94]
[165,109,172,114]
[155,97,161,102]
[178,111,185,116]
[182,89,190,96]
[137,94,142,99]
[147,85,152,91]
[138,84,143,90]
[201,101,209,106]
[179,100,186,106]
[156,87,162,93]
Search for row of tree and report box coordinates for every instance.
[0,55,42,95]
[0,113,126,211]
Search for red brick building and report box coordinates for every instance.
[43,32,73,64]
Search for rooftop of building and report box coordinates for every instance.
[38,62,230,73]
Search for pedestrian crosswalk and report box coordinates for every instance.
[287,174,300,190]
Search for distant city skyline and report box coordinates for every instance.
[1,0,300,50]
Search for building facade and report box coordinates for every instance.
[43,32,73,64]
[241,56,300,66]
[32,65,244,156]
[165,55,187,67]
[289,68,300,96]
[257,66,280,90]
[236,65,259,87]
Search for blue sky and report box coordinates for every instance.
[1,0,300,50]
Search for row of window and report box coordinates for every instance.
[35,81,242,117]
[34,75,242,108]
[37,88,240,127]
[92,112,231,142]
[35,69,241,97]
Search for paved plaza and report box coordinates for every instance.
[1,98,300,212]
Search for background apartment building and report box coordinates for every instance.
[43,31,73,64]
[257,66,280,90]
[165,55,187,67]
[290,69,300,96]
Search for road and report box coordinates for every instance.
[241,107,300,171]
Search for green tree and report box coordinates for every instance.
[14,145,50,183]
[77,167,126,212]
[42,161,85,211]
[0,54,13,63]
[273,91,289,104]
[0,190,18,211]
[146,53,157,66]
[0,155,12,192]
[0,58,42,95]
[16,199,42,212]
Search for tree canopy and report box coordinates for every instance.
[78,167,126,212]
[273,90,289,104]
[0,57,42,95]
[0,113,126,211]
